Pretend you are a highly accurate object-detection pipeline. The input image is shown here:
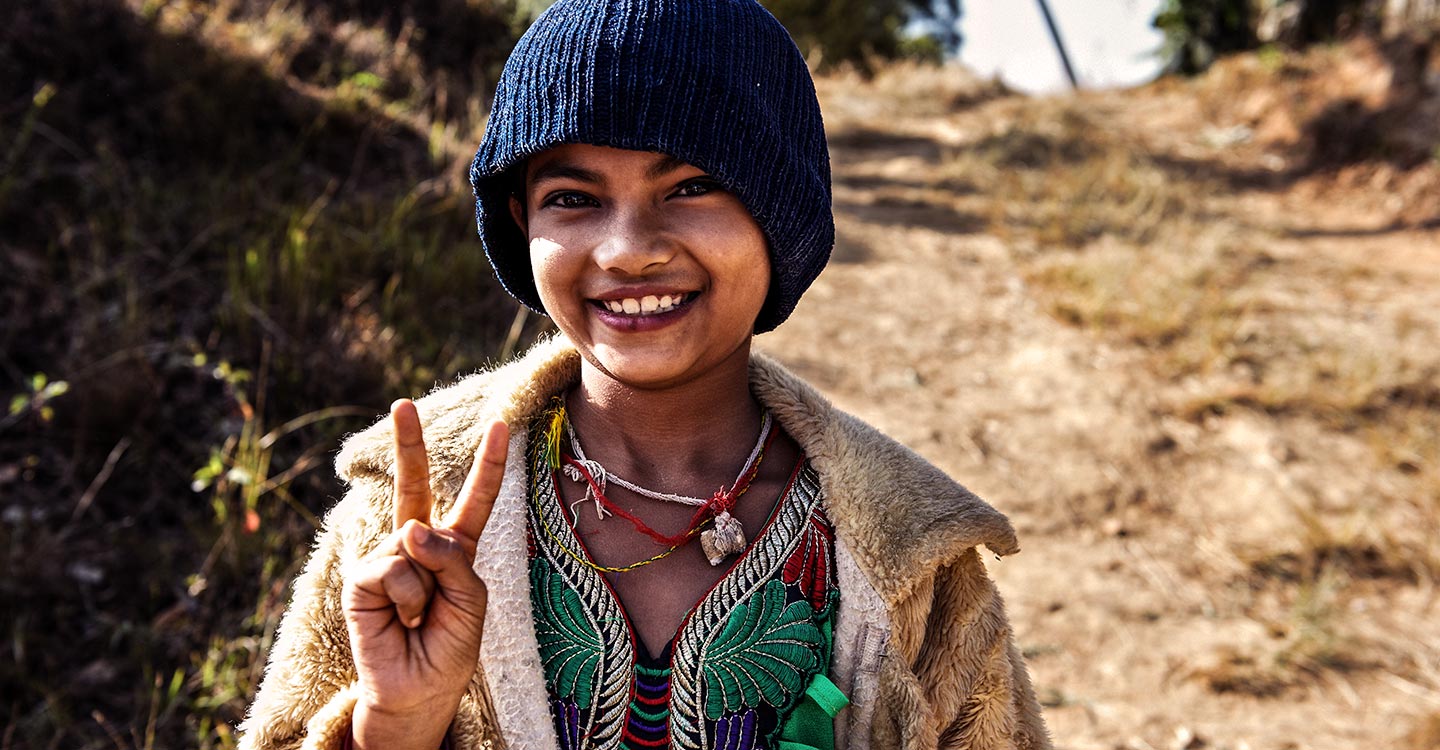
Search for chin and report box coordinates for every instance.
[587,345,699,389]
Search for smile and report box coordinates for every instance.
[592,292,696,316]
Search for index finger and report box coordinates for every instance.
[391,399,434,530]
[447,419,509,544]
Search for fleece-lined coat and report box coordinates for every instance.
[238,336,1051,750]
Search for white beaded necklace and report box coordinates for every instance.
[562,410,773,517]
[561,410,774,565]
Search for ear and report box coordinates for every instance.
[508,195,528,236]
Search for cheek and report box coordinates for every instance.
[736,252,770,303]
[532,237,587,318]
[730,234,772,309]
[706,244,771,330]
[528,237,571,309]
[691,210,770,292]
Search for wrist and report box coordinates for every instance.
[352,696,458,750]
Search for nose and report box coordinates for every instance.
[592,205,677,276]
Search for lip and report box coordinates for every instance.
[588,289,700,333]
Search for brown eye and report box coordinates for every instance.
[542,191,597,209]
[674,178,723,198]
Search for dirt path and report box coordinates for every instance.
[761,58,1440,750]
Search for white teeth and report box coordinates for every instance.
[601,294,687,315]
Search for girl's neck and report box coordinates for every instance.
[565,343,762,487]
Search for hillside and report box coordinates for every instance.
[789,37,1440,749]
[2,2,1438,747]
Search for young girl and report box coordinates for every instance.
[239,1,1050,748]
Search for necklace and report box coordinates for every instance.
[542,399,775,567]
[563,410,773,514]
[531,491,695,574]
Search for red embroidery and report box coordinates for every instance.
[782,514,834,611]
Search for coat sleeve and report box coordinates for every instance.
[873,547,1051,750]
[235,475,504,750]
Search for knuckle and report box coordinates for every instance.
[436,531,473,564]
[351,553,390,579]
[396,475,431,495]
[380,555,413,582]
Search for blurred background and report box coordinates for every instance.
[2,1,1437,748]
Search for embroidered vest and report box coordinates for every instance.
[524,423,841,750]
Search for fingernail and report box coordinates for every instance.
[407,615,423,629]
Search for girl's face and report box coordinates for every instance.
[512,144,771,389]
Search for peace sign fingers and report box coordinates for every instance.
[391,399,434,530]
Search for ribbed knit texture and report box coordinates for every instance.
[469,0,833,333]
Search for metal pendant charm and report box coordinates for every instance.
[700,512,747,566]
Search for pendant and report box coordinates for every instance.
[700,511,746,566]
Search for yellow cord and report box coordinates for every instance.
[531,475,701,573]
[532,398,774,573]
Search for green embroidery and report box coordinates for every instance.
[630,702,668,722]
[527,416,838,750]
[630,664,671,723]
[701,579,825,720]
[531,558,605,709]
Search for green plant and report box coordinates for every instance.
[1256,43,1285,70]
[0,82,56,208]
[4,373,70,428]
[191,354,371,532]
[1154,0,1258,74]
[0,1,524,746]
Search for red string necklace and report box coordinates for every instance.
[560,426,776,548]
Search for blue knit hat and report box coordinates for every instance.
[469,0,833,333]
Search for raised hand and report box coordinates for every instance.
[343,399,509,750]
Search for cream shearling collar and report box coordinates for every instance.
[335,334,1018,608]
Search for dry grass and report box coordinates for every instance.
[815,58,1007,124]
[1189,564,1390,701]
[1,1,533,747]
[952,109,1204,248]
[910,40,1440,701]
[965,95,1440,595]
[818,39,1440,592]
[809,38,1440,743]
[1023,238,1246,355]
[6,10,1437,746]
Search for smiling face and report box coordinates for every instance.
[511,144,771,390]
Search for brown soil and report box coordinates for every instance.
[764,42,1440,749]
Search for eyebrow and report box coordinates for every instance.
[645,154,690,179]
[527,162,603,188]
[527,153,694,189]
